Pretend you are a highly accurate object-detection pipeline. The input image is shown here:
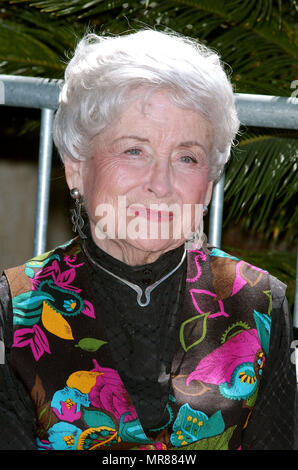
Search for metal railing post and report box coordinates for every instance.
[208,172,225,248]
[33,108,54,256]
[293,242,298,331]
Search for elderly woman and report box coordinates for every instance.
[0,30,296,451]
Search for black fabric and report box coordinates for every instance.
[81,226,186,431]
[0,276,36,450]
[242,276,298,450]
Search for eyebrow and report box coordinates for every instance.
[113,136,207,153]
[113,135,149,143]
[178,140,207,153]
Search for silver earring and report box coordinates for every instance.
[185,205,208,251]
[70,188,87,239]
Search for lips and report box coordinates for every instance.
[128,206,174,222]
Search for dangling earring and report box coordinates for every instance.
[185,204,209,252]
[70,188,87,239]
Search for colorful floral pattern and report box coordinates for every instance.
[186,316,270,402]
[35,359,151,450]
[12,251,95,351]
[6,239,272,450]
[170,404,225,446]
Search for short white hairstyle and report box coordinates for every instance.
[53,29,240,181]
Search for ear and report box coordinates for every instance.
[204,181,213,206]
[64,155,85,196]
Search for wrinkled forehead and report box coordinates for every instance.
[93,88,213,152]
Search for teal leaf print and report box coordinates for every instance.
[253,310,271,356]
[172,425,237,450]
[219,363,258,400]
[39,280,84,317]
[83,409,115,429]
[118,414,151,444]
[210,248,239,260]
[12,290,54,325]
[24,253,60,278]
[170,404,225,447]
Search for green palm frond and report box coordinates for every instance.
[2,1,297,92]
[0,18,64,76]
[225,129,298,242]
[0,5,82,77]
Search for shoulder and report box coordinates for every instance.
[3,238,81,298]
[186,246,286,303]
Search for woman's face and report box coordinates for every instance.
[65,90,213,262]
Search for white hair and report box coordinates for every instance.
[53,29,240,181]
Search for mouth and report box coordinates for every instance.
[128,205,174,222]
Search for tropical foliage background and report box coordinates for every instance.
[0,0,297,308]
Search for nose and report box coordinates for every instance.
[145,160,172,198]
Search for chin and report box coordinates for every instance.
[125,237,185,255]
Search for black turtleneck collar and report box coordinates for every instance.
[80,223,185,286]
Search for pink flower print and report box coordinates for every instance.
[140,441,167,450]
[64,255,84,268]
[27,255,96,320]
[13,324,50,361]
[32,260,81,293]
[51,386,90,423]
[53,400,81,423]
[186,329,260,386]
[190,289,229,319]
[50,261,81,293]
[81,300,95,319]
[187,251,207,283]
[89,360,138,423]
[231,261,247,296]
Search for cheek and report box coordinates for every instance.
[82,160,144,212]
[113,164,146,191]
[81,161,106,215]
[176,172,209,205]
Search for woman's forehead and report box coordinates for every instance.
[97,90,212,148]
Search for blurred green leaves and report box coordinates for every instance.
[0,20,63,75]
[225,130,298,244]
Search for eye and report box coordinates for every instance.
[124,148,142,156]
[180,155,197,164]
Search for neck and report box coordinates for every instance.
[89,224,183,266]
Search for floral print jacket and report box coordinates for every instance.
[0,237,297,450]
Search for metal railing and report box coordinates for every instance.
[1,74,298,328]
